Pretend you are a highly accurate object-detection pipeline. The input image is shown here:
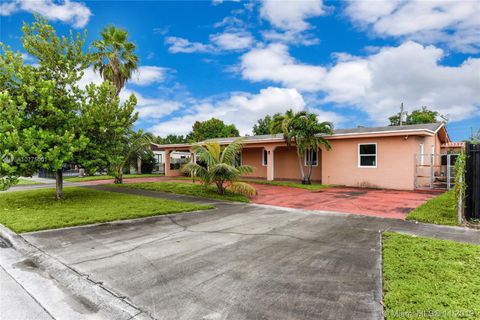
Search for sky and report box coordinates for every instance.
[1,0,479,141]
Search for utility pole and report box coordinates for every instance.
[399,102,404,126]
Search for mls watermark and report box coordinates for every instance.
[387,309,476,318]
[1,154,46,163]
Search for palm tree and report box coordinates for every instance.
[182,138,256,196]
[270,109,333,184]
[111,129,153,184]
[93,26,138,95]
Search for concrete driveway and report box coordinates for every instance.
[21,188,480,320]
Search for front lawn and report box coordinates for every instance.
[117,182,250,202]
[16,178,42,186]
[383,232,480,320]
[406,190,457,225]
[242,179,331,190]
[65,173,162,182]
[0,187,212,233]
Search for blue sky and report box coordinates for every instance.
[1,0,479,141]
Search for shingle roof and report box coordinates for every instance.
[205,122,444,142]
[152,123,445,148]
[332,122,443,135]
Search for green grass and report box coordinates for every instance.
[65,173,162,182]
[406,190,457,225]
[383,232,480,319]
[242,179,331,190]
[117,182,250,202]
[16,178,42,186]
[0,187,212,233]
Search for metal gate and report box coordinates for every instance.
[414,153,458,190]
[465,143,480,220]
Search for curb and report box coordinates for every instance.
[0,224,154,320]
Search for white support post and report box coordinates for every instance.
[164,149,171,177]
[266,147,275,181]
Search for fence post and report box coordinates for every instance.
[430,154,434,188]
[447,154,451,190]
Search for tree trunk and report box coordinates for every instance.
[216,181,225,195]
[305,149,313,185]
[114,166,123,184]
[55,169,64,200]
[296,151,305,183]
[137,157,142,174]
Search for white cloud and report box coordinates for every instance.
[79,66,168,88]
[77,67,103,89]
[1,0,92,28]
[148,87,318,136]
[260,0,325,32]
[345,0,480,53]
[240,41,480,124]
[210,31,254,50]
[240,43,326,91]
[166,31,254,54]
[130,66,168,86]
[0,1,17,15]
[261,29,319,46]
[120,89,182,121]
[165,37,214,54]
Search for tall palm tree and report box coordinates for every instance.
[270,109,333,184]
[182,138,256,196]
[93,26,138,95]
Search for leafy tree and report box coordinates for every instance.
[93,26,138,95]
[271,109,333,184]
[389,106,439,126]
[252,113,282,135]
[0,16,91,198]
[182,138,255,196]
[155,134,187,144]
[471,129,480,144]
[76,82,138,175]
[187,118,239,142]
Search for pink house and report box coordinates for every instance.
[152,122,460,190]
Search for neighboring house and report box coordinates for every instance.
[150,147,191,174]
[152,122,462,190]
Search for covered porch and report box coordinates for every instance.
[152,140,322,183]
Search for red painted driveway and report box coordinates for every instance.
[251,184,439,220]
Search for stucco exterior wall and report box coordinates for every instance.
[241,147,267,178]
[321,136,422,190]
[241,146,322,181]
[273,147,322,181]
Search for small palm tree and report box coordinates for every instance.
[93,26,138,95]
[182,138,256,196]
[111,129,153,184]
[271,109,333,184]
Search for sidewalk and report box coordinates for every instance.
[0,245,93,319]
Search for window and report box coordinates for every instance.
[304,149,318,166]
[358,143,377,168]
[262,149,268,166]
[419,144,424,166]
